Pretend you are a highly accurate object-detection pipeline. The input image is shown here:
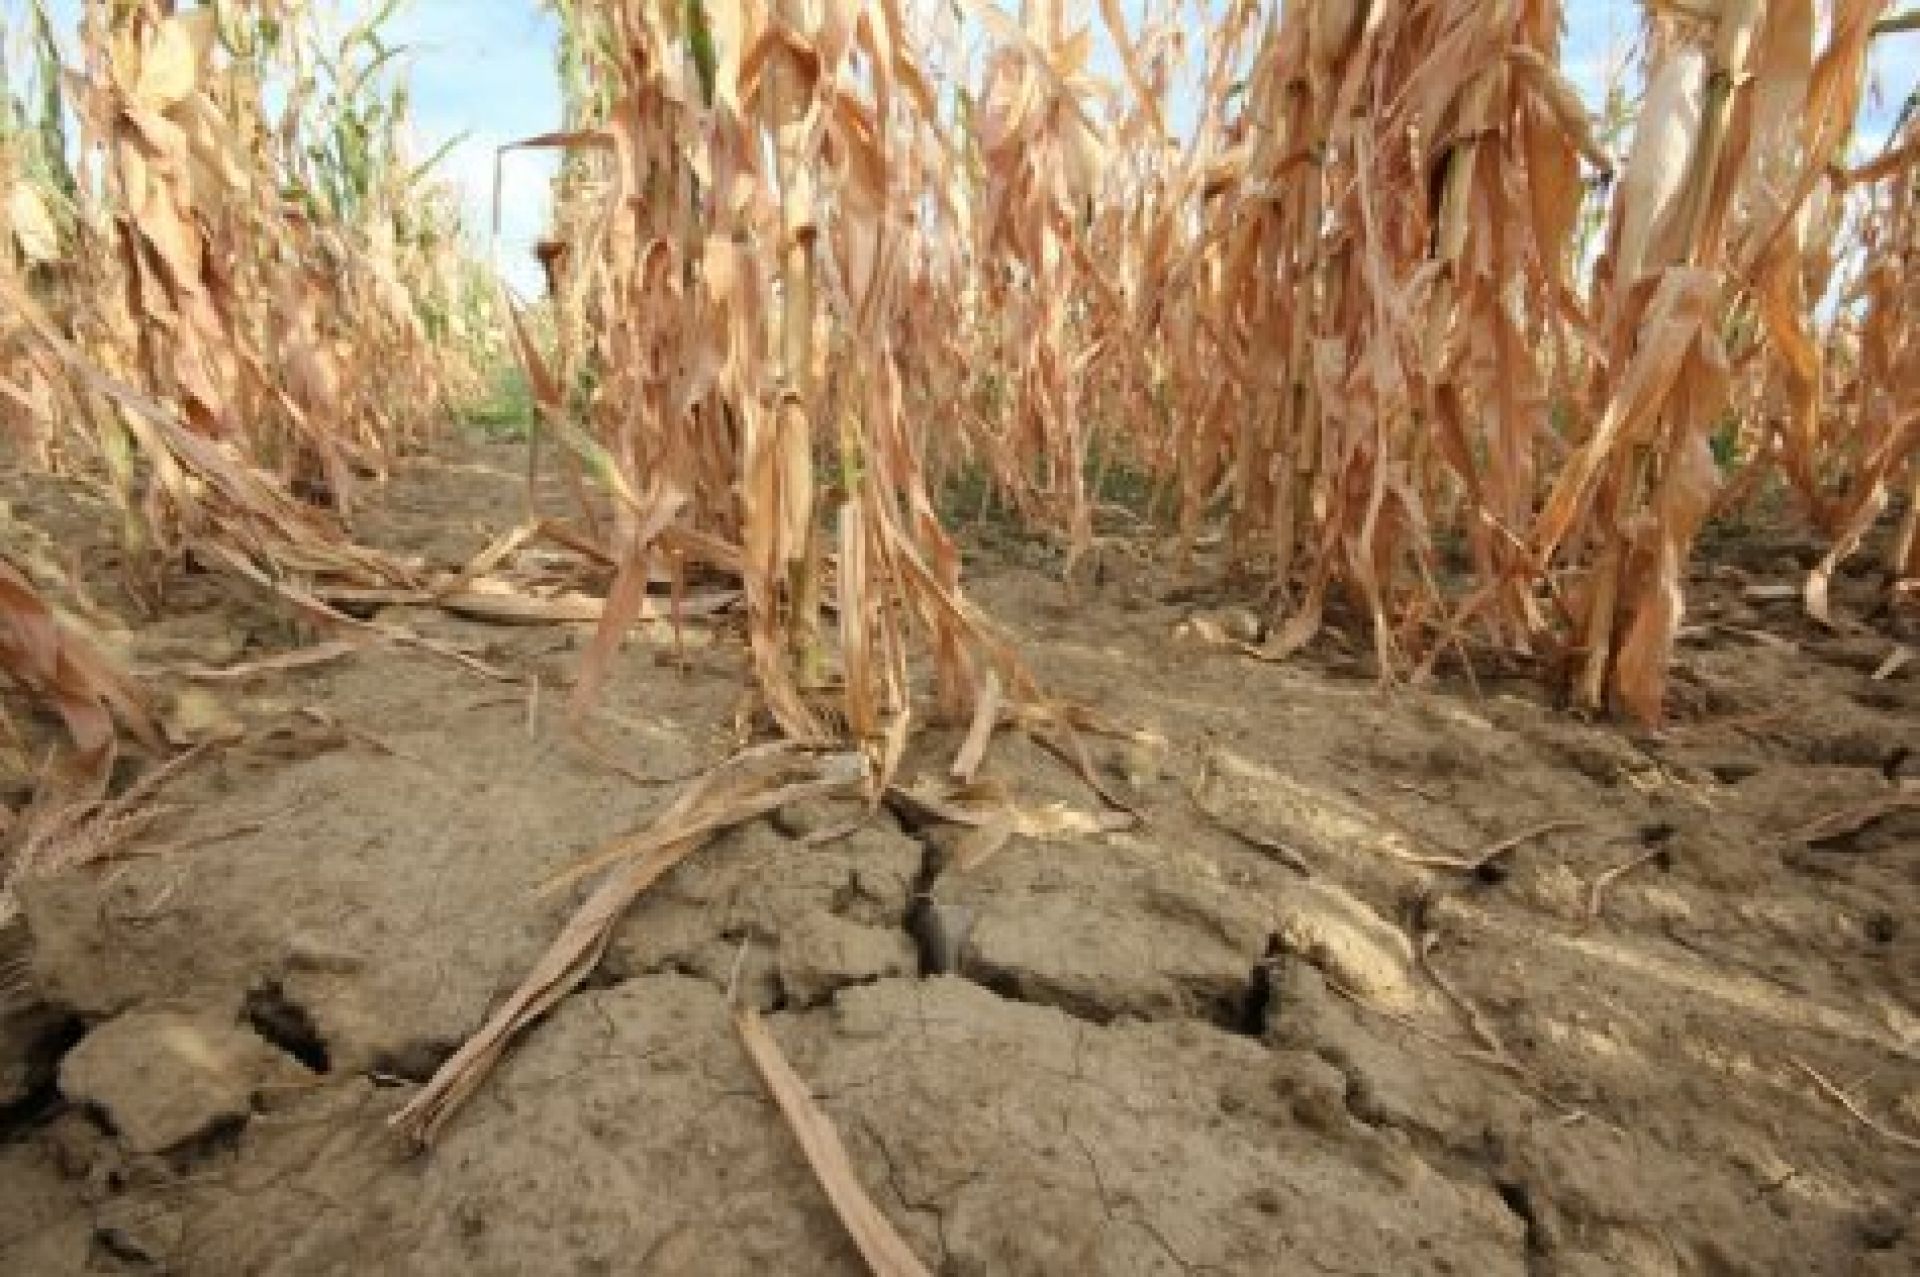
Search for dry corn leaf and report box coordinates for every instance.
[1791,791,1920,848]
[437,584,739,626]
[0,560,159,762]
[170,642,363,683]
[733,1004,934,1277]
[5,186,60,263]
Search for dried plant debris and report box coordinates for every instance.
[733,1004,934,1277]
[392,744,867,1146]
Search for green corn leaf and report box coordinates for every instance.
[686,0,716,107]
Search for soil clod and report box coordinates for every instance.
[57,1011,290,1157]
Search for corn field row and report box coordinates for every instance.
[3,0,1918,784]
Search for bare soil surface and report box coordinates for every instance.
[3,434,1916,1275]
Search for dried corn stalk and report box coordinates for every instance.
[2,1,499,757]
[1541,1,1895,716]
[9,1,490,571]
[8,0,1919,760]
[1816,76,1920,611]
[528,0,1037,769]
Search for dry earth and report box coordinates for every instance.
[3,435,1916,1275]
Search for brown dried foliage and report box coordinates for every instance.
[6,0,1919,761]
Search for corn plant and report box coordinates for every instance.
[6,0,1920,766]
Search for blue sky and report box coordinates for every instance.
[381,0,561,293]
[7,1,1918,294]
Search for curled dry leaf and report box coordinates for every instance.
[0,560,159,763]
